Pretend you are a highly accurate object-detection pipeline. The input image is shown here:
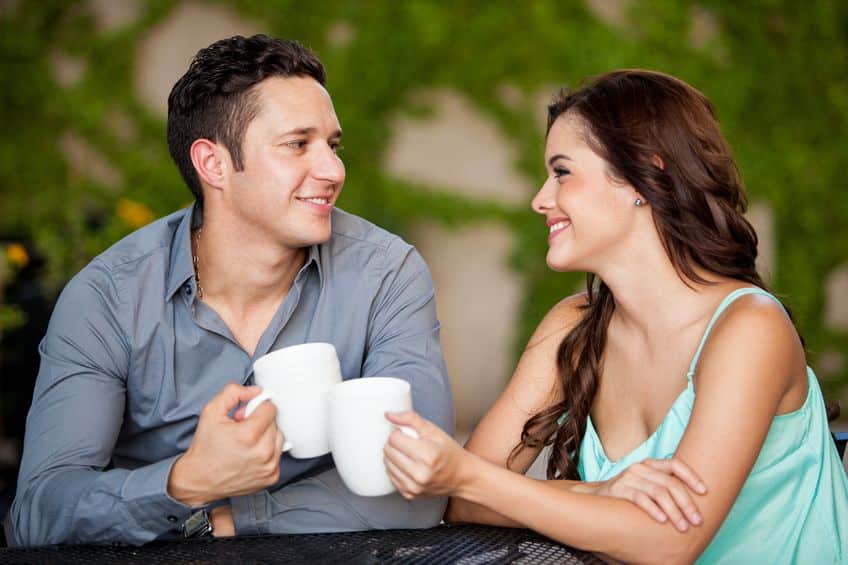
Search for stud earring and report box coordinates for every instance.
[635,198,644,207]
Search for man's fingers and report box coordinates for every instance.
[241,398,277,430]
[208,383,263,415]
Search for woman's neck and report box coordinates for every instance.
[596,241,737,351]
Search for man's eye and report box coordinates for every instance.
[331,143,344,154]
[286,140,307,150]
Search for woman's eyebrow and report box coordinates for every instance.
[547,153,572,167]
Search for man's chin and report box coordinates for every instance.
[291,228,333,249]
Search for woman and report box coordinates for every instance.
[383,70,848,563]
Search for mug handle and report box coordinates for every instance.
[243,390,293,453]
[398,426,419,439]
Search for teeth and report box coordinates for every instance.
[549,221,570,233]
[301,197,329,205]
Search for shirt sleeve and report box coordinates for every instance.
[231,240,454,535]
[361,241,455,435]
[9,261,193,547]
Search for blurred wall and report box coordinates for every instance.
[1,0,847,437]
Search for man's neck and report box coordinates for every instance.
[193,220,307,316]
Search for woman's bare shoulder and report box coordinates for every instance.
[525,292,589,351]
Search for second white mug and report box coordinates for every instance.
[328,377,417,497]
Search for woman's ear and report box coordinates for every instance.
[651,154,665,171]
[189,138,228,191]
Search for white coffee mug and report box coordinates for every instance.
[244,342,342,459]
[328,377,418,497]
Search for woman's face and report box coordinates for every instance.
[531,113,641,273]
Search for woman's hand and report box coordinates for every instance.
[592,457,707,532]
[383,411,472,499]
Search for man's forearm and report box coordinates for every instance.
[10,457,192,547]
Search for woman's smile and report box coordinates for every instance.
[547,216,571,242]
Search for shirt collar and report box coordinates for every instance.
[165,203,324,302]
[165,204,199,301]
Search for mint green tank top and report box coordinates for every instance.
[576,288,848,563]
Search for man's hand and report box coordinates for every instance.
[167,383,285,506]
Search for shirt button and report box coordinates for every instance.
[167,515,178,523]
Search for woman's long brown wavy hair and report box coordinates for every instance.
[512,69,781,481]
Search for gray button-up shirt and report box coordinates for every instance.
[10,206,455,547]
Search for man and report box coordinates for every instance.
[8,35,454,546]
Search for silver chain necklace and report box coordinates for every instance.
[192,227,203,300]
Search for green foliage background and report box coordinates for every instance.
[1,0,847,402]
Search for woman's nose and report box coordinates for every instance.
[531,179,555,215]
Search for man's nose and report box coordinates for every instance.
[313,144,345,184]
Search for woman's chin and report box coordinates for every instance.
[546,254,578,273]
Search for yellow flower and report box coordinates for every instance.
[117,198,154,228]
[6,243,29,268]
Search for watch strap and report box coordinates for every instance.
[182,508,214,538]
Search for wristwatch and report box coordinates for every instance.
[182,508,214,538]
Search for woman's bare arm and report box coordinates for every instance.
[447,294,803,563]
[445,294,586,524]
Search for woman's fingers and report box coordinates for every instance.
[630,490,668,524]
[385,410,432,437]
[642,478,689,531]
[638,461,703,525]
[633,465,701,528]
[644,458,707,494]
[384,457,419,499]
[384,440,419,473]
[386,425,441,467]
[662,477,702,526]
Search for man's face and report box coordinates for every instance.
[222,76,345,249]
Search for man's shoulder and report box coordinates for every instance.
[90,209,186,274]
[329,208,413,259]
[69,209,186,297]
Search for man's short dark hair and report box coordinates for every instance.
[167,35,326,205]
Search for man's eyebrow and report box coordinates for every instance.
[279,127,343,138]
[280,127,318,136]
[547,153,572,167]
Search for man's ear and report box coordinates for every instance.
[190,138,228,191]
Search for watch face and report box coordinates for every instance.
[183,509,213,538]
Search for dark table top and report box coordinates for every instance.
[0,523,604,564]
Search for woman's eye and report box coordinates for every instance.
[553,166,570,180]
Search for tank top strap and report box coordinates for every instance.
[686,287,783,380]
